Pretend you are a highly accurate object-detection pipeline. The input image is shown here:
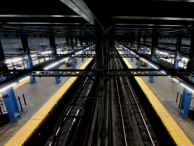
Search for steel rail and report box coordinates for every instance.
[116,53,156,146]
[125,76,155,146]
[112,59,128,146]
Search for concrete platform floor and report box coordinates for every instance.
[124,54,194,144]
[0,58,89,146]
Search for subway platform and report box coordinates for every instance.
[122,50,194,145]
[0,57,90,146]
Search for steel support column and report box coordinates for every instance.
[66,36,69,46]
[180,88,192,118]
[72,55,76,69]
[149,33,158,83]
[144,36,146,46]
[75,37,77,46]
[21,35,36,84]
[143,36,147,55]
[131,52,133,62]
[2,87,21,122]
[0,40,8,72]
[80,36,83,46]
[49,33,61,84]
[187,34,194,71]
[137,35,141,53]
[172,34,182,82]
[86,37,89,45]
[81,51,84,62]
[137,35,141,68]
[95,24,103,71]
[70,36,74,53]
[131,36,134,49]
[137,59,140,69]
[90,46,92,54]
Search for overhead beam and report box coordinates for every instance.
[60,0,94,25]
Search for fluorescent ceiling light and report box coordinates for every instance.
[41,51,51,55]
[5,58,23,64]
[182,57,189,62]
[19,76,30,82]
[30,54,37,57]
[44,62,59,70]
[172,78,179,83]
[0,82,17,93]
[75,50,82,55]
[59,57,69,63]
[180,83,194,93]
[161,71,166,74]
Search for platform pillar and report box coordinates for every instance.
[66,36,69,46]
[26,57,36,84]
[81,51,84,62]
[124,47,125,54]
[54,67,61,84]
[87,50,89,55]
[189,76,194,83]
[0,40,8,71]
[143,47,146,55]
[172,60,179,82]
[149,33,158,83]
[180,88,192,118]
[21,35,36,84]
[137,59,140,69]
[70,36,74,53]
[149,58,157,83]
[90,46,92,54]
[131,52,133,62]
[2,87,21,122]
[72,56,76,69]
[137,35,141,54]
[49,32,61,84]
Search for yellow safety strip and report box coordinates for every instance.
[122,58,193,146]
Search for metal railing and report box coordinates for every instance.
[0,94,27,115]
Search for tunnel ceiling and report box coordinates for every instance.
[0,0,194,37]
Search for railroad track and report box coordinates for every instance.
[108,51,159,146]
[44,50,160,146]
[45,63,96,146]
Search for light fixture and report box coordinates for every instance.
[161,71,166,74]
[5,58,23,64]
[30,54,37,57]
[41,51,51,55]
[75,50,82,55]
[180,83,194,93]
[44,62,59,70]
[19,76,30,82]
[59,57,69,63]
[172,78,179,83]
[182,57,189,62]
[0,82,17,93]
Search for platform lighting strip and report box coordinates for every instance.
[0,46,94,93]
[0,56,70,93]
[118,45,194,93]
[5,47,68,64]
[44,45,94,70]
[0,82,17,93]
